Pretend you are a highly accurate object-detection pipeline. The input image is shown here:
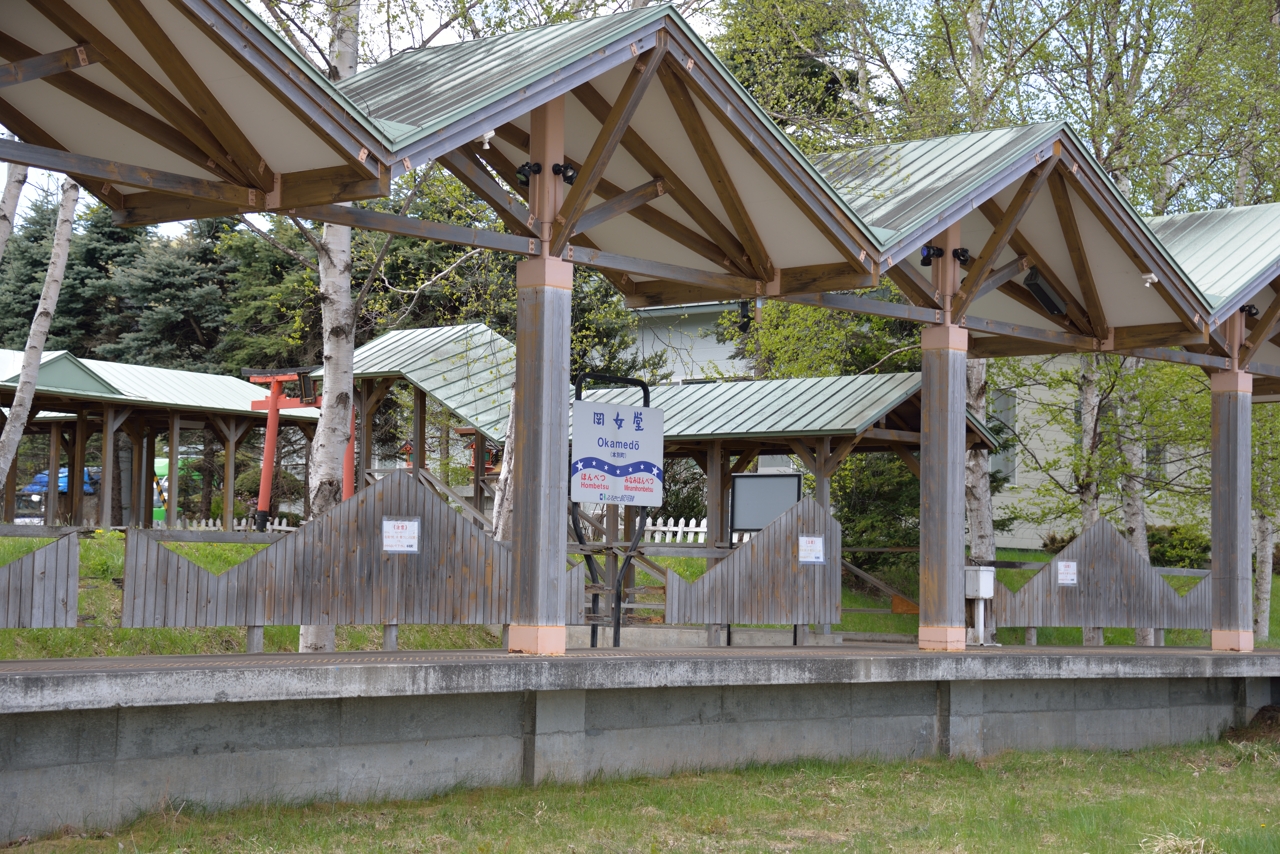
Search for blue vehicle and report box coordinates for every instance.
[20,467,100,496]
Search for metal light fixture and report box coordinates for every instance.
[552,162,578,185]
[919,245,944,267]
[515,161,542,187]
[1023,266,1065,316]
[1242,304,1260,317]
[952,247,971,265]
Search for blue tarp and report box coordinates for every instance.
[20,467,99,495]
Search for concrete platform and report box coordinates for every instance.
[2,645,1277,841]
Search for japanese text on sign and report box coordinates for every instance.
[571,401,664,506]
[382,517,420,553]
[798,536,825,564]
[1057,560,1078,585]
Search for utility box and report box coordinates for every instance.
[965,565,995,599]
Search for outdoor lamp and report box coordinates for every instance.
[1023,266,1065,316]
[952,247,971,265]
[1242,304,1260,317]
[552,162,578,185]
[515,161,542,186]
[919,245,944,266]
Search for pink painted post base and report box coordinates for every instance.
[919,626,966,651]
[1211,630,1254,652]
[507,625,567,655]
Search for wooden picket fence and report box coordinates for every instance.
[164,517,298,533]
[641,517,752,544]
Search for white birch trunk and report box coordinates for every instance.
[1117,359,1148,555]
[0,159,28,263]
[301,0,359,655]
[1078,354,1102,527]
[1255,511,1273,641]
[965,359,994,563]
[0,178,77,489]
[492,398,516,542]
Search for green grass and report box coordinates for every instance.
[837,586,917,635]
[995,546,1054,564]
[28,720,1280,853]
[161,541,269,574]
[0,536,54,564]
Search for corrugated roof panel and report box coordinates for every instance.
[812,124,1059,248]
[1146,203,1280,310]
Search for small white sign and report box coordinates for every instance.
[798,536,825,564]
[382,517,420,553]
[571,400,665,507]
[1057,560,1078,586]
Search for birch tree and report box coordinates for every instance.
[0,157,27,263]
[0,178,78,494]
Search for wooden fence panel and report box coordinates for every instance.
[992,518,1211,630]
[665,498,841,625]
[0,527,80,629]
[123,471,518,628]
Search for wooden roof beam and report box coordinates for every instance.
[0,29,241,186]
[780,263,875,295]
[1047,166,1108,339]
[621,280,738,308]
[885,263,942,309]
[551,39,666,257]
[952,151,1059,318]
[440,148,537,237]
[970,255,1029,303]
[292,203,539,256]
[570,178,664,236]
[107,0,273,192]
[27,0,253,187]
[0,137,254,205]
[658,60,772,282]
[1111,322,1208,350]
[967,335,1077,358]
[0,42,102,87]
[0,93,124,208]
[571,82,754,277]
[1239,277,1280,370]
[566,244,758,295]
[978,198,1095,336]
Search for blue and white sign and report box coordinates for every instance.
[571,401,664,506]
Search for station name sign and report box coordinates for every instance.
[571,401,664,506]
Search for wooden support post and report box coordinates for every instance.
[167,411,180,527]
[246,625,264,654]
[473,433,486,514]
[44,423,61,526]
[706,439,724,559]
[919,223,967,652]
[382,624,398,651]
[507,96,570,656]
[816,436,831,508]
[99,406,117,528]
[129,425,143,527]
[70,411,87,524]
[224,423,237,530]
[412,387,426,473]
[143,428,156,529]
[359,377,373,485]
[1210,312,1254,651]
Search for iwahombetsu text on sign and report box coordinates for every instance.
[571,401,664,506]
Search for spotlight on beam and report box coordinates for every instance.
[1023,266,1065,316]
[919,245,944,267]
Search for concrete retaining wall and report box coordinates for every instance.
[2,666,1274,841]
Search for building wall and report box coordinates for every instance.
[634,304,747,381]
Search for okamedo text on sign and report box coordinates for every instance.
[571,401,664,506]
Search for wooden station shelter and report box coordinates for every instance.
[0,348,316,529]
[581,372,997,546]
[3,2,1279,653]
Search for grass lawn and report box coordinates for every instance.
[27,715,1280,853]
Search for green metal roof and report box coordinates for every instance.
[1146,203,1280,316]
[813,124,1059,251]
[576,373,997,445]
[0,350,316,420]
[334,325,515,443]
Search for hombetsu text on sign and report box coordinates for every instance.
[571,401,664,506]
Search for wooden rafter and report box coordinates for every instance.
[780,263,875,295]
[1047,167,1108,338]
[885,263,942,309]
[27,0,253,187]
[964,315,1095,350]
[0,29,239,185]
[550,40,666,256]
[657,60,772,281]
[0,42,102,87]
[952,152,1059,318]
[107,0,272,192]
[785,291,939,324]
[995,281,1082,334]
[571,82,754,277]
[889,443,920,477]
[967,335,1077,358]
[293,203,538,256]
[565,245,758,294]
[490,125,745,275]
[571,178,664,235]
[1111,322,1207,350]
[0,93,124,208]
[621,280,738,308]
[1239,281,1280,369]
[440,148,537,237]
[978,198,1095,336]
[970,255,1029,303]
[0,137,253,205]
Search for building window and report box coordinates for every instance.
[989,389,1017,486]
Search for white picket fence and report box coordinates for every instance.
[642,517,751,544]
[157,517,298,533]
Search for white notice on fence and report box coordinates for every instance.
[382,517,420,554]
[571,400,664,507]
[1057,560,1078,586]
[798,536,825,564]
